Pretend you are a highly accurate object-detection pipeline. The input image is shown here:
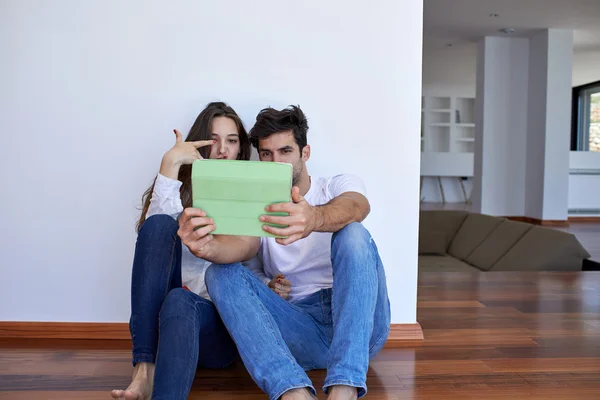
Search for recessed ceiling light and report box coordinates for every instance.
[499,28,516,34]
[489,13,499,17]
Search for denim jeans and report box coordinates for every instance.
[130,214,183,366]
[130,214,236,400]
[152,288,237,400]
[205,222,391,400]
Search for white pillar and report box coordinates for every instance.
[473,29,573,221]
[473,36,529,216]
[525,29,573,221]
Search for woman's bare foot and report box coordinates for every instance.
[328,385,358,400]
[281,387,317,400]
[110,362,155,400]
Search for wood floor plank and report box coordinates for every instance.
[480,299,600,313]
[390,360,495,376]
[396,387,600,400]
[374,347,507,361]
[0,392,116,400]
[519,372,600,388]
[397,372,530,389]
[482,357,600,373]
[417,301,485,308]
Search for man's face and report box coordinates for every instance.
[257,130,309,186]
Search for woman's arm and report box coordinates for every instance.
[146,130,215,220]
[177,208,261,264]
[146,173,184,220]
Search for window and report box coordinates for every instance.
[571,80,600,152]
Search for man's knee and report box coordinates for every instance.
[332,222,372,249]
[205,263,248,293]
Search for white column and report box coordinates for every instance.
[525,29,573,220]
[474,29,573,221]
[473,36,529,216]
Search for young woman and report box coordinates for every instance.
[110,102,289,400]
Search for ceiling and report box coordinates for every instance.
[424,0,600,52]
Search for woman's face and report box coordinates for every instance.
[208,116,241,160]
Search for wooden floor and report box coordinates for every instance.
[420,202,600,261]
[1,272,600,399]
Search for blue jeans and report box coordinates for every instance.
[205,222,391,400]
[130,214,236,400]
[130,214,183,365]
[152,288,237,400]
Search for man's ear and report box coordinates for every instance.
[302,144,311,162]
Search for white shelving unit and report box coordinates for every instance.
[420,95,476,203]
[421,96,475,154]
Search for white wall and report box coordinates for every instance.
[421,84,476,100]
[568,151,600,213]
[473,37,529,216]
[423,41,599,90]
[0,0,423,324]
[573,49,600,87]
[422,43,477,90]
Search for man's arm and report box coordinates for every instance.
[261,184,370,245]
[312,191,370,232]
[178,208,260,263]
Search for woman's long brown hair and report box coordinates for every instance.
[136,102,251,232]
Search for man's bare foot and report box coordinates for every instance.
[110,362,155,400]
[281,387,317,400]
[328,385,358,400]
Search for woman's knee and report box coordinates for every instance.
[139,214,178,237]
[159,288,197,322]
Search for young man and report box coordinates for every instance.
[177,106,390,400]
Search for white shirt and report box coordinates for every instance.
[146,173,213,300]
[245,174,367,303]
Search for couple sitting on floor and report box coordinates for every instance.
[110,102,391,400]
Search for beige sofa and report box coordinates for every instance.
[419,210,591,272]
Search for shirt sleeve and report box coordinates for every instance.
[326,174,368,200]
[146,173,184,220]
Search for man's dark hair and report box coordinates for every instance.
[249,105,308,151]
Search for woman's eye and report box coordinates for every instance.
[228,139,238,144]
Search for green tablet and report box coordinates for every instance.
[191,159,292,237]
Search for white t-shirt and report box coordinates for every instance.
[248,174,367,303]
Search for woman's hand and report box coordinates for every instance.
[268,274,292,300]
[160,129,215,179]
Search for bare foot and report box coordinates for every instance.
[110,362,155,400]
[328,385,357,400]
[281,387,317,400]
